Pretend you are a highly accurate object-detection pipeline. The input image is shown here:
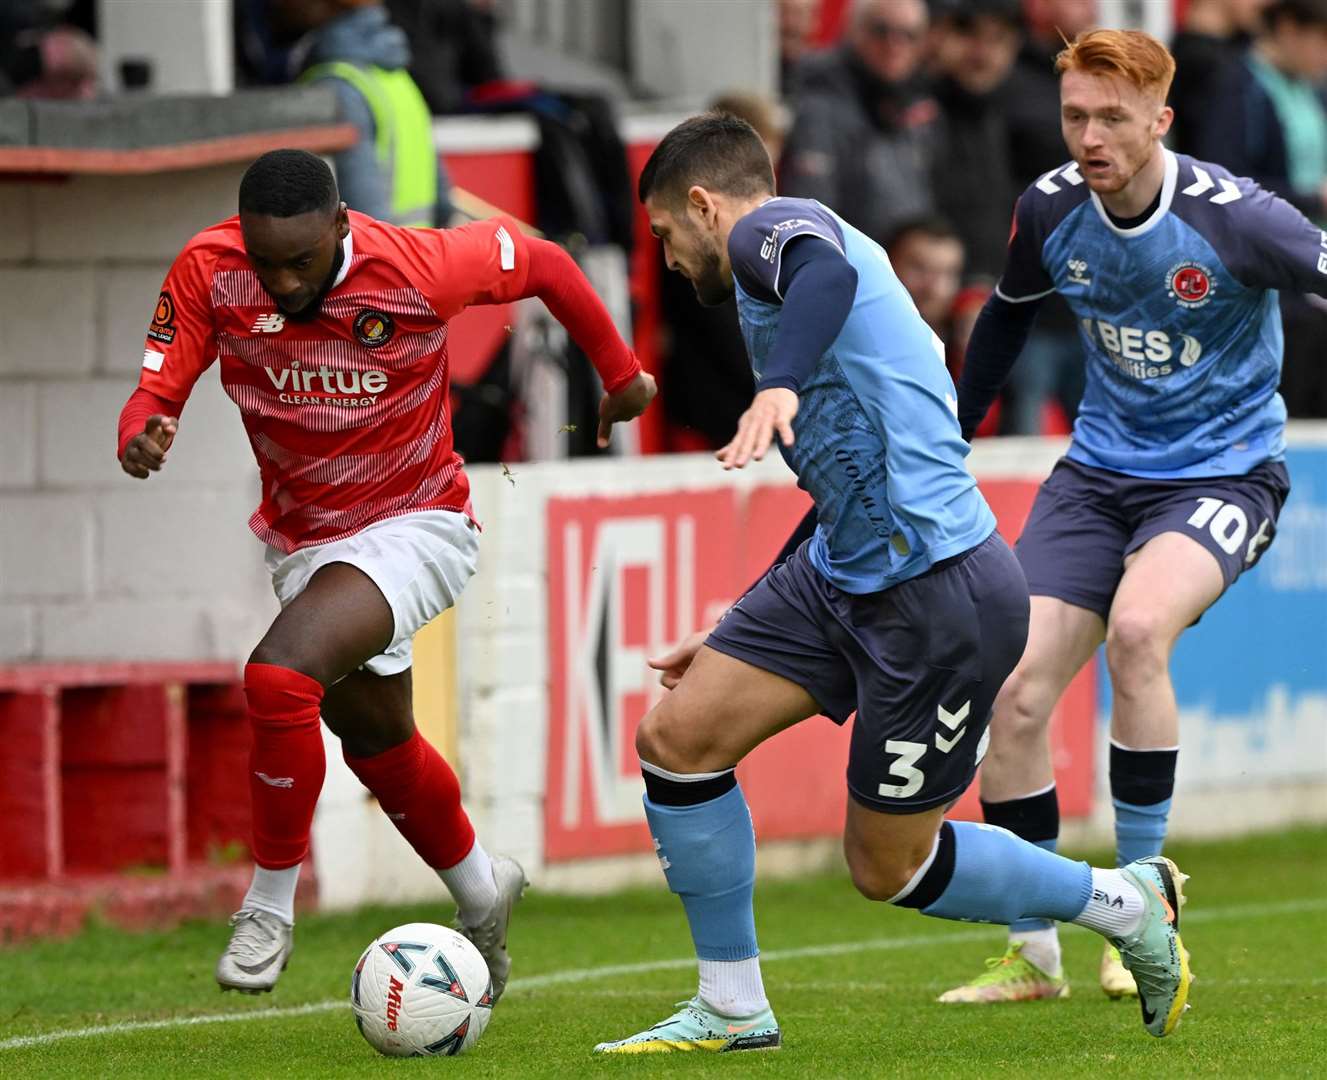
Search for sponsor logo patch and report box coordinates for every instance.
[148,291,177,345]
[354,309,394,348]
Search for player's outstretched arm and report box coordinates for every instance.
[718,235,857,470]
[117,387,183,479]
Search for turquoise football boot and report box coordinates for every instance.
[593,997,781,1054]
[1113,856,1191,1037]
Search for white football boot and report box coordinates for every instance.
[215,909,294,994]
[456,854,528,1002]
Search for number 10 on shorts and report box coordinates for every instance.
[1187,497,1270,564]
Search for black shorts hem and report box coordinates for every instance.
[1024,584,1111,622]
[847,779,972,815]
[702,636,851,724]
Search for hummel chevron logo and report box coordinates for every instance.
[935,700,971,754]
[1035,163,1084,194]
[1182,166,1242,205]
[938,701,969,729]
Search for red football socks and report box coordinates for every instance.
[245,662,326,870]
[344,729,476,870]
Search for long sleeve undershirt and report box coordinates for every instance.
[753,236,858,394]
[955,292,1043,441]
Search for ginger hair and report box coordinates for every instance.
[1055,28,1176,103]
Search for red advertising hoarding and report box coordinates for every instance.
[545,479,1095,862]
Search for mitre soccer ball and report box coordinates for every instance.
[350,922,494,1057]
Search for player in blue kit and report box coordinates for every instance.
[941,28,1320,1005]
[592,113,1191,1055]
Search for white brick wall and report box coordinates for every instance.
[0,182,35,262]
[0,165,274,665]
[0,267,97,377]
[0,604,37,660]
[31,167,246,262]
[0,382,38,488]
[0,493,95,600]
[98,264,173,376]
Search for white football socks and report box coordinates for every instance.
[242,864,300,926]
[698,957,769,1018]
[1010,926,1062,976]
[439,840,498,926]
[1072,867,1146,938]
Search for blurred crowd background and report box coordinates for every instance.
[6,0,1327,454]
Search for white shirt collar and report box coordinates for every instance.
[1089,148,1178,239]
[331,229,354,289]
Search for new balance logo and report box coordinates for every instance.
[1181,166,1242,205]
[254,771,294,788]
[251,313,286,333]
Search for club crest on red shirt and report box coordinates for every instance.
[354,309,395,348]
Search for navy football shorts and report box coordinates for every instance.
[705,532,1030,814]
[1015,457,1290,622]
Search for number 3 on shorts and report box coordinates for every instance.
[878,740,927,799]
[1187,497,1270,564]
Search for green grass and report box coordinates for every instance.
[2,829,1324,1078]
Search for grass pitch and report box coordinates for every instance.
[2,828,1323,1078]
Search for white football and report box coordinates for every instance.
[350,922,494,1057]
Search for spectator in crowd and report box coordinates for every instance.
[996,0,1096,435]
[268,0,455,227]
[0,0,97,99]
[658,94,787,449]
[383,0,503,114]
[1005,0,1098,188]
[930,0,1022,280]
[781,0,939,246]
[1198,0,1327,218]
[1169,0,1269,155]
[887,216,1002,432]
[887,216,965,336]
[779,0,823,92]
[1198,0,1327,417]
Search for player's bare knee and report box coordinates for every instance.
[1105,608,1169,683]
[844,843,915,902]
[635,701,721,775]
[992,670,1052,746]
[248,639,326,685]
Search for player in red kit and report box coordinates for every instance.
[117,150,655,997]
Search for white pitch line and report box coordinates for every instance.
[2,894,1322,1053]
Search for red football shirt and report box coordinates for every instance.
[139,212,560,553]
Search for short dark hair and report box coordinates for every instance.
[637,112,775,207]
[886,215,962,253]
[238,149,339,217]
[1264,0,1327,27]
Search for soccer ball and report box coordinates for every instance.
[350,922,494,1057]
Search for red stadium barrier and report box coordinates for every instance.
[0,664,315,943]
